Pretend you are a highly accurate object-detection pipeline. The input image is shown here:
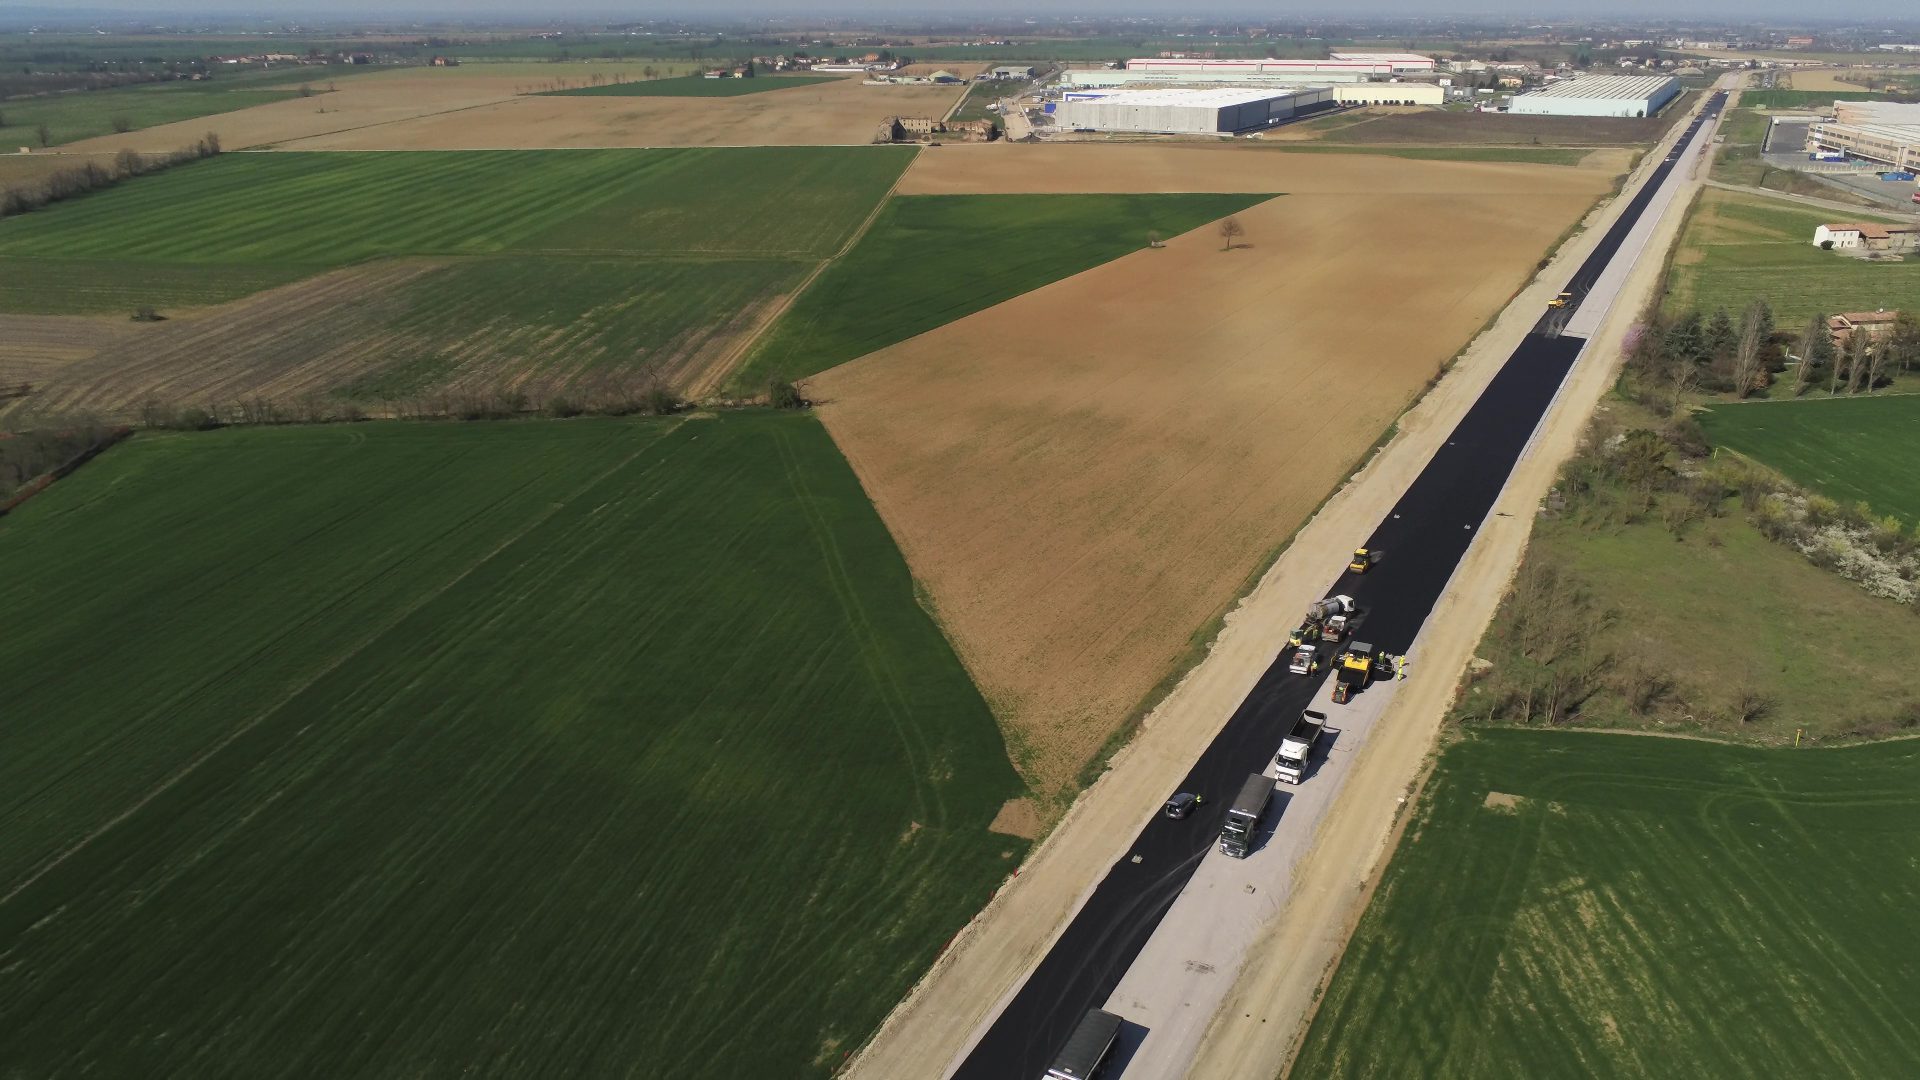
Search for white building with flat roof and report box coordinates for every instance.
[1509,75,1681,118]
[1328,51,1438,72]
[1052,85,1335,135]
[1124,56,1431,77]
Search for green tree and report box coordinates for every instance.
[1705,307,1738,367]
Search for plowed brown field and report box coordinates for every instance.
[284,75,971,150]
[815,150,1616,797]
[50,66,973,154]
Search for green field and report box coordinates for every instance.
[1702,395,1920,524]
[1291,729,1920,1079]
[1665,189,1920,324]
[736,192,1270,388]
[541,74,839,97]
[0,413,1026,1078]
[0,67,364,146]
[0,146,912,313]
[1737,88,1885,109]
[329,256,808,399]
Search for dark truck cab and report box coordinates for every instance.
[1217,772,1273,859]
[1043,1008,1123,1079]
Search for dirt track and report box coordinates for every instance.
[814,153,1615,799]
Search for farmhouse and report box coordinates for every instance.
[876,115,998,143]
[986,65,1036,81]
[1828,310,1902,348]
[1813,222,1919,251]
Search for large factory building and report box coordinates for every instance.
[1053,86,1335,135]
[1508,75,1682,118]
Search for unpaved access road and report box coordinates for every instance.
[841,82,1733,1080]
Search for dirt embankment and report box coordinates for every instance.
[814,150,1616,799]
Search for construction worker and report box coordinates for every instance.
[1397,654,1411,680]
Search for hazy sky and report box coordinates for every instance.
[5,2,1915,21]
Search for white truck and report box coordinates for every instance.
[1274,710,1326,784]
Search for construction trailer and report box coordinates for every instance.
[1274,710,1326,784]
[1218,773,1274,858]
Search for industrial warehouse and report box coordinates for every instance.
[1806,101,1920,171]
[1052,85,1336,136]
[1509,74,1682,117]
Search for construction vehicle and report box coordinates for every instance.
[1332,642,1376,704]
[1288,643,1321,676]
[1547,291,1573,309]
[1288,594,1355,647]
[1044,1008,1123,1079]
[1218,773,1273,859]
[1349,548,1373,574]
[1274,710,1326,784]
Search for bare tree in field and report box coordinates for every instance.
[1732,302,1765,397]
[1218,216,1245,251]
[36,123,51,147]
[1845,329,1869,394]
[1792,315,1822,396]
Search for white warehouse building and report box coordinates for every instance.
[1509,75,1682,118]
[1053,86,1335,135]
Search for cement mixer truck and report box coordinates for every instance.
[1288,594,1355,648]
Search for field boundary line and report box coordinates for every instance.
[0,419,686,909]
[686,149,918,399]
[247,93,527,151]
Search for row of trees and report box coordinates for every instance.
[1626,301,1920,406]
[0,133,220,220]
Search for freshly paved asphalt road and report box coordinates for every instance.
[950,91,1727,1080]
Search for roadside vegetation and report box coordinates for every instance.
[1291,729,1920,1078]
[736,192,1270,388]
[0,413,1027,1079]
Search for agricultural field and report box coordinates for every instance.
[1296,103,1693,148]
[1702,395,1920,525]
[738,192,1269,388]
[0,146,907,408]
[0,413,1027,1079]
[816,152,1615,796]
[0,66,371,146]
[273,71,962,151]
[1736,87,1885,109]
[1262,144,1589,166]
[1665,189,1920,324]
[1291,729,1920,1079]
[541,74,838,97]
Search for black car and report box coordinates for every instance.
[1163,792,1203,819]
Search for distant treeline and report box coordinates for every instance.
[0,133,220,220]
[0,421,131,510]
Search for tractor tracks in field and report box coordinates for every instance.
[682,149,918,401]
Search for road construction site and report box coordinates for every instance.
[844,78,1733,1080]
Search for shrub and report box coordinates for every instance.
[767,379,806,409]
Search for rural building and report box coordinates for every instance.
[876,116,998,143]
[1807,102,1920,170]
[1828,310,1902,349]
[1509,75,1682,118]
[986,65,1035,80]
[1052,86,1335,136]
[1813,222,1918,251]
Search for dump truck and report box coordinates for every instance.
[1288,643,1321,676]
[1349,548,1373,573]
[1218,772,1273,859]
[1044,1008,1123,1080]
[1288,594,1355,647]
[1332,642,1376,704]
[1547,291,1573,309]
[1275,710,1326,784]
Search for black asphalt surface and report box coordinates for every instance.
[951,91,1725,1080]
